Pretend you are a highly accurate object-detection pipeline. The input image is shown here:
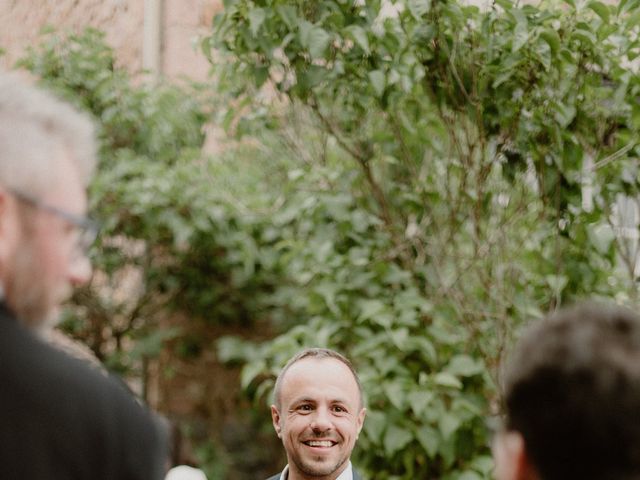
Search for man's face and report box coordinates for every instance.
[271,358,366,480]
[0,153,91,328]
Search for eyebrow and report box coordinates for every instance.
[290,397,351,406]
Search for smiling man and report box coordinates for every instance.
[268,348,367,480]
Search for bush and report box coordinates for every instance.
[206,0,640,478]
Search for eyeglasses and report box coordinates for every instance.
[9,188,99,257]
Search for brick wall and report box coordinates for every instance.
[0,0,222,80]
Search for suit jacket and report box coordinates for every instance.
[0,302,167,479]
[267,468,362,480]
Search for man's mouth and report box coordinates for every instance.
[303,440,337,448]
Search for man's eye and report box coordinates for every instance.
[298,405,312,411]
[332,406,346,413]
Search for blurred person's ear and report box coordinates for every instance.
[0,187,18,271]
[493,431,538,480]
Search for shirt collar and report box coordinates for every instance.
[280,461,353,480]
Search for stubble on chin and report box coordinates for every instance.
[292,453,348,480]
[8,276,61,331]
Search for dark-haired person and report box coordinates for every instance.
[0,72,167,479]
[267,348,366,480]
[494,303,640,480]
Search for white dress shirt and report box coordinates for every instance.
[279,461,353,480]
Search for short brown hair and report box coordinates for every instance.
[273,348,364,409]
[504,302,640,480]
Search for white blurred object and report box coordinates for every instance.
[165,465,208,480]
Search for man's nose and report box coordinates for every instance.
[68,254,92,287]
[310,407,333,432]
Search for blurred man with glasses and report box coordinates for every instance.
[494,303,640,480]
[0,73,167,479]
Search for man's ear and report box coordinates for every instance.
[493,431,539,480]
[356,407,366,437]
[271,405,282,438]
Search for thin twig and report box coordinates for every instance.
[593,140,636,170]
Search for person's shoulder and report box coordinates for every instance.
[265,475,281,480]
[0,312,167,479]
[0,309,161,436]
[0,318,111,403]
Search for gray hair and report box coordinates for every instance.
[0,72,97,197]
[273,347,364,409]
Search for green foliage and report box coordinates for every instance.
[17,29,285,374]
[207,0,640,478]
[12,2,640,476]
[19,28,206,163]
[17,29,297,478]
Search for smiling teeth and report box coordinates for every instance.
[307,441,333,447]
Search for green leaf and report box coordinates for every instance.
[314,282,340,316]
[384,425,414,455]
[129,327,180,358]
[438,412,461,439]
[384,382,406,410]
[459,472,483,480]
[511,9,529,53]
[358,299,386,321]
[492,70,514,88]
[298,65,329,90]
[587,223,614,254]
[347,26,370,54]
[416,426,439,457]
[252,65,269,88]
[217,336,253,363]
[363,409,386,443]
[554,102,576,128]
[276,5,297,30]
[534,39,551,71]
[471,455,495,476]
[241,360,266,389]
[540,29,561,55]
[300,23,331,59]
[298,20,313,48]
[494,0,514,9]
[434,372,463,389]
[446,355,484,377]
[571,29,597,48]
[389,327,409,349]
[369,70,386,97]
[587,1,610,23]
[618,0,629,13]
[408,390,435,416]
[545,274,568,293]
[248,8,266,36]
[411,337,437,363]
[408,0,431,19]
[626,9,640,28]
